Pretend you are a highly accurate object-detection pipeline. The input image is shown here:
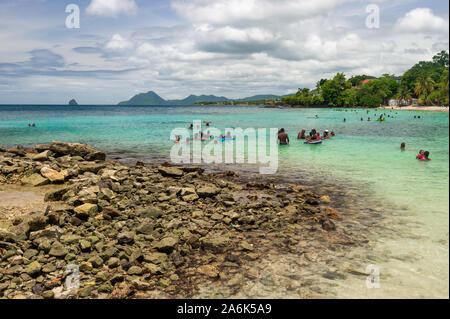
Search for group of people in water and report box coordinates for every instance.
[416,149,431,161]
[175,121,233,144]
[400,143,432,161]
[27,123,36,127]
[277,128,335,145]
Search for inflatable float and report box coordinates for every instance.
[304,139,323,144]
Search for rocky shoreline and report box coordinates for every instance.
[0,142,368,299]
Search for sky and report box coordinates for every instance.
[0,0,448,104]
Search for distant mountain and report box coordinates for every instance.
[118,91,167,106]
[118,91,283,106]
[68,99,78,106]
[169,95,229,105]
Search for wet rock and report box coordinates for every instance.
[50,141,106,161]
[49,241,68,258]
[88,256,103,268]
[137,207,163,219]
[325,207,342,220]
[74,204,98,219]
[21,174,49,187]
[102,207,121,218]
[239,241,254,251]
[40,167,65,183]
[32,150,52,162]
[117,232,135,245]
[79,162,107,174]
[227,273,244,287]
[320,195,331,203]
[42,290,54,299]
[158,166,183,178]
[29,226,64,243]
[197,265,219,278]
[26,261,42,277]
[79,261,93,273]
[28,215,48,232]
[201,236,231,253]
[197,185,220,198]
[35,144,50,152]
[136,221,154,235]
[44,187,70,202]
[42,263,56,273]
[128,266,143,276]
[143,252,168,265]
[154,237,178,253]
[85,151,106,161]
[75,286,92,298]
[321,218,336,231]
[111,282,133,299]
[79,239,91,252]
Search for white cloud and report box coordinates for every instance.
[395,8,449,33]
[86,0,137,17]
[171,0,352,25]
[105,34,134,51]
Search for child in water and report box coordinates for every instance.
[416,150,425,160]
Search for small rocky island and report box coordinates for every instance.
[68,99,78,106]
[0,142,367,299]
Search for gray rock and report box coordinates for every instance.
[21,174,49,187]
[154,237,178,253]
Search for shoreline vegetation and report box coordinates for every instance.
[194,51,449,110]
[0,142,368,299]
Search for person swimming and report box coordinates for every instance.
[189,124,193,130]
[400,142,406,150]
[330,131,335,137]
[423,151,431,161]
[323,130,330,139]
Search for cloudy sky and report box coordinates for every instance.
[0,0,448,104]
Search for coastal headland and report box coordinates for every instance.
[0,142,369,299]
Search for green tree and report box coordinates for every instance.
[396,85,412,104]
[414,75,435,104]
[321,73,351,106]
[433,50,449,67]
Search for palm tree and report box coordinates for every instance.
[414,76,435,104]
[396,86,412,106]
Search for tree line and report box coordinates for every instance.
[282,50,449,108]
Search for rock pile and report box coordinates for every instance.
[0,142,358,299]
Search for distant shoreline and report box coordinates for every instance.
[378,105,449,112]
[0,104,448,112]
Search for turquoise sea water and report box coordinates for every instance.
[0,105,448,298]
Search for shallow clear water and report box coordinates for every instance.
[0,105,448,298]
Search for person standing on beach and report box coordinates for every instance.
[277,128,290,145]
